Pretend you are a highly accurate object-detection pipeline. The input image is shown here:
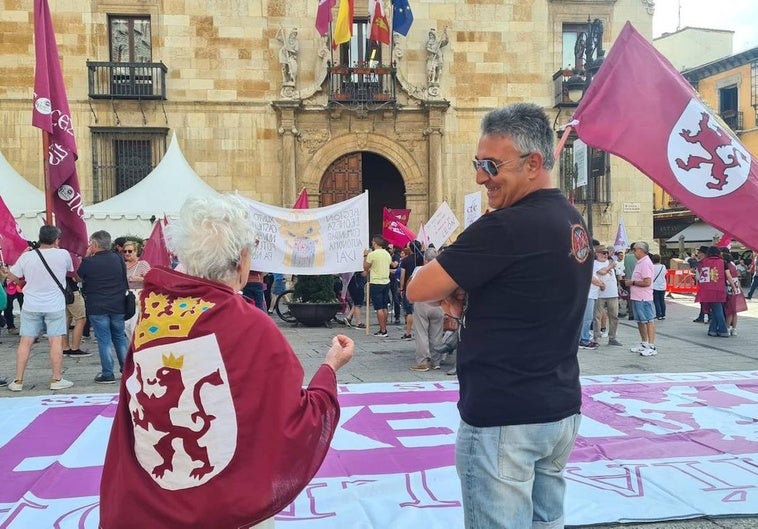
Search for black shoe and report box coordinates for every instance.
[0,378,7,387]
[94,373,117,384]
[693,318,705,323]
[65,349,92,357]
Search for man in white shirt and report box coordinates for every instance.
[593,245,622,346]
[4,225,74,391]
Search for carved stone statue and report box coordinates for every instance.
[425,28,449,86]
[276,27,299,87]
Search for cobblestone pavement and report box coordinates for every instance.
[1,294,756,528]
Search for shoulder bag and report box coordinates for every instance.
[34,249,74,305]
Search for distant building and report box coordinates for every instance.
[653,27,733,71]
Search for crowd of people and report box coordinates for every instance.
[0,229,153,390]
[0,101,756,529]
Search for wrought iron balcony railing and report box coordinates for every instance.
[720,110,743,131]
[328,66,396,106]
[87,61,168,100]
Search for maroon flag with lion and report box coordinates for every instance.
[572,22,758,250]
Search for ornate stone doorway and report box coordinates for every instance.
[319,152,406,237]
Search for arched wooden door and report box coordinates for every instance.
[320,153,363,207]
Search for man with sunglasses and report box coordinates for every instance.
[408,103,591,529]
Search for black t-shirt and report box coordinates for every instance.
[436,189,592,427]
[78,250,128,315]
[399,255,417,289]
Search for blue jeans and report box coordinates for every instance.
[706,302,728,336]
[580,298,595,342]
[653,289,666,318]
[90,313,128,377]
[456,414,581,529]
[748,276,758,299]
[242,282,266,311]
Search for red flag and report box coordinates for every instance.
[293,188,309,209]
[387,207,411,224]
[369,0,391,45]
[715,233,732,248]
[382,208,416,247]
[32,0,88,261]
[573,22,758,250]
[0,196,31,266]
[139,218,170,268]
[315,0,336,37]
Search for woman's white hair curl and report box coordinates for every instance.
[165,194,257,284]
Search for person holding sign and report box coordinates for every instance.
[407,103,591,529]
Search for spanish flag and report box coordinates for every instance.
[332,0,354,46]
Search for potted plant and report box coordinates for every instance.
[288,275,342,327]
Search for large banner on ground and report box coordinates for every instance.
[1,371,757,528]
[239,192,369,275]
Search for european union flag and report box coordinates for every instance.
[393,0,414,36]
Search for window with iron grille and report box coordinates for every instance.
[558,138,610,205]
[91,128,167,202]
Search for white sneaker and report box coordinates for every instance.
[600,329,609,338]
[8,380,23,392]
[729,327,737,336]
[50,378,74,390]
[640,345,658,357]
[630,343,648,353]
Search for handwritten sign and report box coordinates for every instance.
[425,202,460,248]
[463,192,481,229]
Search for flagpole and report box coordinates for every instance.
[42,130,53,226]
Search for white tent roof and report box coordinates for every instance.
[84,133,218,237]
[0,148,45,239]
[666,221,723,246]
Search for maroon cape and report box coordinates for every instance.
[695,256,727,303]
[100,267,340,528]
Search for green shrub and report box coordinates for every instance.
[293,275,338,303]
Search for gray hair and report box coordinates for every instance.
[165,194,257,283]
[634,241,649,254]
[424,247,438,262]
[480,103,555,170]
[38,225,61,245]
[90,230,112,250]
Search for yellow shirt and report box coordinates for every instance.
[366,248,391,285]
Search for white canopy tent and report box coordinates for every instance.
[85,133,218,238]
[666,221,723,248]
[0,148,45,239]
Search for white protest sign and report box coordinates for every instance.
[463,191,482,229]
[424,202,460,248]
[238,192,369,274]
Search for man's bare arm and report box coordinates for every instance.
[406,260,459,303]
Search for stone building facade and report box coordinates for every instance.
[0,0,654,242]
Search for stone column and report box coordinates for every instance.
[272,101,301,206]
[423,100,450,209]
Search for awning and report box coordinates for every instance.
[665,221,722,246]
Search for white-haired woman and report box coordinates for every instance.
[100,194,354,529]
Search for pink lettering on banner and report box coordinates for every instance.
[276,482,336,521]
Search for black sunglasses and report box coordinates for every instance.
[472,153,530,178]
